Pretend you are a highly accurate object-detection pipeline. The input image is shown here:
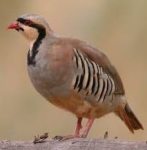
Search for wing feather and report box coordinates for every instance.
[75,41,125,95]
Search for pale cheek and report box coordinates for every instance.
[21,27,38,41]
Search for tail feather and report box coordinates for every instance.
[115,103,143,133]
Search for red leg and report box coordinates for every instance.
[53,118,93,140]
[54,117,83,140]
[74,117,82,137]
[80,118,94,138]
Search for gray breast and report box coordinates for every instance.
[27,50,74,100]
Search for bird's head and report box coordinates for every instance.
[8,14,53,42]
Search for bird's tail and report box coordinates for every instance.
[115,103,143,133]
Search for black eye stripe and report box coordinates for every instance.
[17,18,27,24]
[17,18,45,31]
[17,18,35,27]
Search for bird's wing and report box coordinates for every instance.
[48,38,125,98]
[72,40,125,96]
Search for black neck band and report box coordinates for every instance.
[17,17,46,66]
[27,24,46,66]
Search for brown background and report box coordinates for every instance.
[0,0,146,140]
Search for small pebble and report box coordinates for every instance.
[104,131,108,139]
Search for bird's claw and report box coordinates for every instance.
[53,135,80,141]
[53,135,64,141]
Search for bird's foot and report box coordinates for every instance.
[33,132,48,144]
[53,134,80,141]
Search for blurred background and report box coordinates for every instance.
[0,0,147,141]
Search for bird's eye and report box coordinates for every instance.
[24,20,32,26]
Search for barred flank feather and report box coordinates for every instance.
[73,48,115,103]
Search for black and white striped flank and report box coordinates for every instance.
[72,48,115,103]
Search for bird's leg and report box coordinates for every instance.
[74,117,83,137]
[80,118,94,138]
[54,117,83,141]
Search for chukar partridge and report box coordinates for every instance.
[8,14,143,138]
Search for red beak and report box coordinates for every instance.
[7,22,20,30]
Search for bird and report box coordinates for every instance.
[8,14,143,139]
